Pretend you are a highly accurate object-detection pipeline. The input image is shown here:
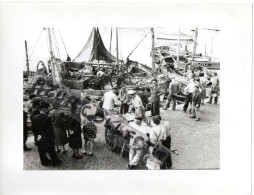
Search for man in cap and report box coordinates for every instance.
[102,87,121,115]
[133,86,145,105]
[149,80,164,116]
[163,77,180,111]
[33,101,62,166]
[190,85,202,121]
[140,87,149,110]
[128,89,143,113]
[29,95,42,145]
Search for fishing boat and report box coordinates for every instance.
[189,56,220,70]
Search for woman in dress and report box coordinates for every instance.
[49,107,68,154]
[66,115,82,159]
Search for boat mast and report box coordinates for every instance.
[177,28,180,61]
[151,27,155,73]
[193,27,198,55]
[47,28,56,85]
[116,27,119,74]
[109,28,112,54]
[24,40,30,76]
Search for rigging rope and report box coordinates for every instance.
[52,28,61,59]
[126,30,150,59]
[45,29,51,60]
[58,28,69,56]
[28,29,44,60]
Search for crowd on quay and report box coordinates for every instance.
[23,64,219,169]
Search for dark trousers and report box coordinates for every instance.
[166,95,177,110]
[161,136,172,169]
[151,102,160,116]
[120,103,129,114]
[23,127,28,149]
[183,93,192,112]
[162,136,171,149]
[38,141,59,166]
[209,94,218,104]
[31,120,38,142]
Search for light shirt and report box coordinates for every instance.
[184,82,197,94]
[212,76,219,88]
[97,70,105,77]
[102,90,120,110]
[131,95,143,108]
[149,125,166,142]
[160,121,171,138]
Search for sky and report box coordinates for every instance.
[24,27,221,71]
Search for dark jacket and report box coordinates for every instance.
[66,116,81,135]
[33,113,55,142]
[30,108,40,121]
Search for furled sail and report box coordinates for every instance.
[73,28,119,63]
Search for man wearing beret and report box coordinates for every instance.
[33,101,62,166]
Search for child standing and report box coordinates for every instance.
[66,115,82,159]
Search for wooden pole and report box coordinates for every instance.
[193,27,198,55]
[177,28,180,61]
[109,28,112,54]
[24,40,30,76]
[116,27,119,74]
[47,28,56,85]
[151,27,155,73]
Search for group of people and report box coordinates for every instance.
[127,115,172,169]
[162,70,219,121]
[182,71,219,121]
[102,77,163,117]
[24,94,103,167]
[23,65,219,169]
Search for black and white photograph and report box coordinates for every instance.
[0,2,252,195]
[23,26,221,170]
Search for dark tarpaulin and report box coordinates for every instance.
[74,28,121,63]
